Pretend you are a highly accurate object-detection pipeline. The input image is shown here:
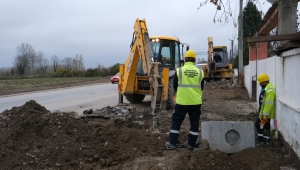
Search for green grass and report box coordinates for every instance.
[0,77,104,91]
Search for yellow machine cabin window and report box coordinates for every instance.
[213,48,229,68]
[150,40,180,71]
[161,46,171,66]
[174,42,180,69]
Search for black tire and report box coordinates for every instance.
[167,77,176,109]
[125,93,145,103]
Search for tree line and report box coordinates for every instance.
[0,43,119,78]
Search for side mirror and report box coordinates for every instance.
[186,46,189,51]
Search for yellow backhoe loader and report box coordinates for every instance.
[202,37,233,80]
[118,18,188,128]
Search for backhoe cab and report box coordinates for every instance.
[118,18,186,128]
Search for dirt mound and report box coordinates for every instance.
[174,147,292,170]
[0,100,164,169]
[174,150,249,170]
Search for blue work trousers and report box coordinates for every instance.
[169,104,201,147]
[255,117,270,142]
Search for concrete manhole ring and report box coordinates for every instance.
[225,130,240,145]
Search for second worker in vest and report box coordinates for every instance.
[165,49,204,151]
[255,73,276,146]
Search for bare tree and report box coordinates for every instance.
[35,51,44,74]
[78,55,84,71]
[35,51,49,75]
[30,52,37,75]
[41,58,49,74]
[61,57,73,70]
[198,0,236,25]
[72,54,84,71]
[51,55,60,72]
[14,43,35,76]
[198,0,263,26]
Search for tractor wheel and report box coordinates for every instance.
[167,77,176,109]
[125,93,145,103]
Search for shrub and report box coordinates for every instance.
[85,68,98,77]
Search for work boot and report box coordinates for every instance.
[165,142,177,150]
[263,138,270,144]
[255,140,265,147]
[186,144,194,151]
[183,142,195,151]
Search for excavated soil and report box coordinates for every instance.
[0,80,298,170]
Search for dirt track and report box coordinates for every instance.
[0,80,298,169]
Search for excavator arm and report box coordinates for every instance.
[119,18,166,128]
[207,37,215,78]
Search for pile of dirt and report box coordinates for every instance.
[0,100,165,169]
[0,81,298,169]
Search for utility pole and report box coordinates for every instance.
[228,39,234,62]
[238,0,243,88]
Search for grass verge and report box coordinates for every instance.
[0,77,106,91]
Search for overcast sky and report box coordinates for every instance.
[0,0,272,69]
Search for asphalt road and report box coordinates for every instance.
[0,83,126,115]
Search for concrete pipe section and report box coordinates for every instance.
[201,121,255,154]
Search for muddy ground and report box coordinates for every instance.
[0,79,298,170]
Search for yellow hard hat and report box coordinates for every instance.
[257,73,269,84]
[184,50,196,58]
